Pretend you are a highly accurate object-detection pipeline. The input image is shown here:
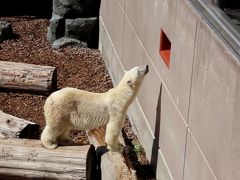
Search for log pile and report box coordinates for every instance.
[0,138,96,180]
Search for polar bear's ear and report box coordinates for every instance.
[127,79,133,88]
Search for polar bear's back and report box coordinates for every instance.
[44,87,110,130]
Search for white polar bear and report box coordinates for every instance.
[41,65,149,151]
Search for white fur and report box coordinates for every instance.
[41,65,148,151]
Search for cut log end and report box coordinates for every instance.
[0,111,40,139]
[50,67,57,91]
[87,144,97,180]
[18,124,40,139]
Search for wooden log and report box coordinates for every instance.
[0,110,39,139]
[0,61,57,93]
[87,129,137,180]
[0,138,96,180]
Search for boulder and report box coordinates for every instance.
[65,17,98,47]
[52,37,87,49]
[47,13,65,43]
[0,21,14,42]
[53,0,100,18]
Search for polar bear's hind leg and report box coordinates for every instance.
[41,125,60,149]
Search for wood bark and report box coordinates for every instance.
[87,130,137,180]
[0,61,57,93]
[0,110,39,139]
[0,138,96,180]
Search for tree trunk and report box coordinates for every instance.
[87,129,137,180]
[0,138,96,180]
[0,61,57,94]
[0,110,39,139]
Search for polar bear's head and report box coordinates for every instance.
[113,65,149,107]
[122,65,149,92]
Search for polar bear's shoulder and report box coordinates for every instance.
[54,87,88,96]
[52,87,108,103]
[48,87,83,102]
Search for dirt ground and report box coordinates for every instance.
[0,16,154,179]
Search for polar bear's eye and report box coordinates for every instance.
[127,80,133,85]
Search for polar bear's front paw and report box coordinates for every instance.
[42,141,58,150]
[118,144,125,153]
[107,143,124,153]
[58,137,75,146]
[107,144,119,152]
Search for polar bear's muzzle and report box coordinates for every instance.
[138,65,149,75]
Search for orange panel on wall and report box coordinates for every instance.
[159,29,171,68]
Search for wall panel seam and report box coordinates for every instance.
[188,129,218,180]
[182,18,201,180]
[182,127,189,180]
[159,149,174,180]
[121,0,126,66]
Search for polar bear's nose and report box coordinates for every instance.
[138,65,149,75]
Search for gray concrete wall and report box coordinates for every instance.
[99,0,240,179]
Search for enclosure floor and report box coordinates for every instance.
[0,16,154,179]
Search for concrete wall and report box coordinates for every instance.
[99,0,240,179]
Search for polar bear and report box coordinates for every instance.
[41,65,149,151]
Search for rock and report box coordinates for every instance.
[53,0,100,18]
[52,37,87,49]
[65,17,98,47]
[48,1,100,48]
[0,21,14,42]
[47,13,65,43]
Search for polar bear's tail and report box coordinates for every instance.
[40,126,58,149]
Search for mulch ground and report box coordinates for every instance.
[0,16,154,179]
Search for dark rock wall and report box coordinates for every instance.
[0,0,52,18]
[48,0,101,48]
[0,0,101,48]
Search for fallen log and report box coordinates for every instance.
[0,138,96,180]
[87,129,137,180]
[0,61,57,94]
[0,110,39,139]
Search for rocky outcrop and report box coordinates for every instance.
[52,37,87,49]
[53,0,100,18]
[48,0,100,48]
[65,17,98,46]
[47,14,65,43]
